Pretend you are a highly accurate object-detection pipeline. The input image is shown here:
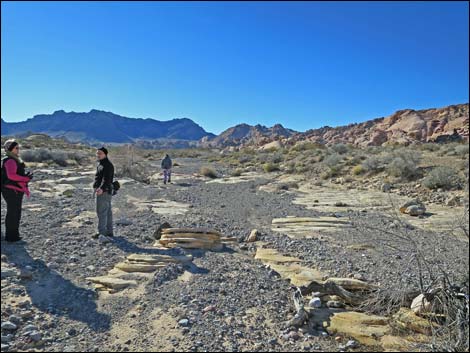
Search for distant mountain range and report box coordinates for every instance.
[1,103,468,149]
[1,109,215,144]
[199,123,297,148]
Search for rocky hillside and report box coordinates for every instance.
[1,110,215,144]
[295,103,469,147]
[200,123,296,148]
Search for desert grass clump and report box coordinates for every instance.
[231,169,243,177]
[263,163,280,173]
[200,166,218,179]
[352,165,365,175]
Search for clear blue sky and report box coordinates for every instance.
[1,1,468,134]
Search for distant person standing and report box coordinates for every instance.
[161,154,172,184]
[1,140,33,242]
[92,147,115,239]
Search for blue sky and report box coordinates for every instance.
[1,1,468,134]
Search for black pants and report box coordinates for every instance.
[1,187,24,241]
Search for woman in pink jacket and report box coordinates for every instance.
[1,140,33,242]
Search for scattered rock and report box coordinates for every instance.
[1,322,17,331]
[153,222,172,240]
[178,319,189,327]
[381,183,392,192]
[410,294,432,316]
[446,195,462,207]
[28,331,42,342]
[327,301,345,309]
[393,308,438,335]
[308,297,322,308]
[399,200,426,216]
[247,229,260,243]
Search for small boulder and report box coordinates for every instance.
[327,301,345,309]
[247,229,260,243]
[399,200,426,216]
[410,294,432,316]
[381,183,392,192]
[153,222,172,240]
[1,322,17,331]
[178,319,189,327]
[308,297,322,308]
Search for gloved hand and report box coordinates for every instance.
[25,172,34,180]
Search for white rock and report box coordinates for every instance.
[28,331,42,342]
[308,297,322,308]
[178,319,189,327]
[410,293,432,315]
[1,322,17,331]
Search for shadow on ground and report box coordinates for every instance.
[1,241,111,331]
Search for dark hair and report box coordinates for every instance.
[98,147,108,155]
[4,140,18,152]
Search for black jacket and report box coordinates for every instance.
[93,157,114,194]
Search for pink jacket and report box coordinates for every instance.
[4,159,31,197]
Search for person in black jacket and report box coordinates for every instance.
[92,147,114,239]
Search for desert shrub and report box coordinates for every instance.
[231,169,243,177]
[330,143,350,155]
[386,150,421,180]
[290,142,320,152]
[21,148,87,166]
[422,166,462,190]
[200,166,218,178]
[454,144,469,158]
[323,153,343,176]
[323,153,342,168]
[238,155,253,164]
[116,163,150,183]
[352,165,365,175]
[419,143,441,152]
[361,156,384,173]
[263,163,280,173]
[284,162,296,174]
[270,153,284,164]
